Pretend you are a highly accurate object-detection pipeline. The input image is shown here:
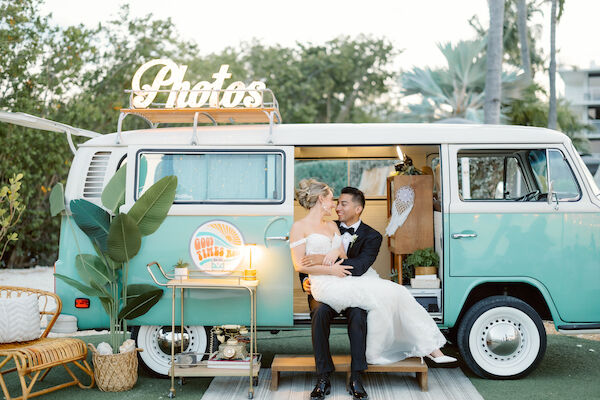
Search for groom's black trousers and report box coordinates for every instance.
[309,295,368,374]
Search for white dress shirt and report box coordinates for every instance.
[340,220,361,253]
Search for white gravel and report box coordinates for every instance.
[0,265,55,292]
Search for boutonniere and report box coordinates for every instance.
[349,234,358,248]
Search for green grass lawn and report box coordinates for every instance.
[1,330,598,399]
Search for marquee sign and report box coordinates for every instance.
[189,221,245,275]
[131,59,267,109]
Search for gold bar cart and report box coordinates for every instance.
[147,262,260,399]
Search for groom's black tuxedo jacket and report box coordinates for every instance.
[299,220,383,291]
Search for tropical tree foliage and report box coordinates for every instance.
[0,0,97,267]
[399,39,525,122]
[469,0,546,77]
[0,0,396,267]
[506,85,592,153]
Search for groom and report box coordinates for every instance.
[299,187,382,400]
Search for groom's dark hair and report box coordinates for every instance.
[341,187,365,209]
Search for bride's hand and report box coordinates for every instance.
[323,249,340,266]
[330,259,353,278]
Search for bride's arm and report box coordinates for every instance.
[290,224,352,277]
[322,223,347,265]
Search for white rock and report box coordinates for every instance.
[97,342,113,355]
[119,339,136,353]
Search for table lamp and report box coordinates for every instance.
[243,244,257,280]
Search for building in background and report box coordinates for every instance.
[560,67,600,154]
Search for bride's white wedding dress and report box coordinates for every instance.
[293,233,446,364]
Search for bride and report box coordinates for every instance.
[290,178,455,365]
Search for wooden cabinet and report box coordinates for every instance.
[386,175,434,284]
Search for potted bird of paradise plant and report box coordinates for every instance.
[50,165,177,391]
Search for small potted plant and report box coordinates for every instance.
[405,247,439,277]
[174,258,189,279]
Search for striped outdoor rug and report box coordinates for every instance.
[201,367,483,400]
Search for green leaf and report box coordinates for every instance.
[125,284,160,300]
[99,297,112,315]
[70,199,111,251]
[128,175,177,236]
[92,240,121,271]
[101,165,127,214]
[118,288,163,320]
[54,273,102,297]
[49,183,65,216]
[107,213,141,262]
[90,280,112,299]
[75,254,112,286]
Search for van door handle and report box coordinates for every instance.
[451,233,477,239]
[265,235,289,241]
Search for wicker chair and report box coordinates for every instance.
[0,286,94,400]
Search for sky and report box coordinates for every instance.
[40,0,600,95]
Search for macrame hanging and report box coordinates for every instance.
[385,185,415,236]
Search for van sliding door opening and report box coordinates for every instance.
[292,145,443,322]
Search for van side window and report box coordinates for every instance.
[136,151,284,203]
[457,153,528,200]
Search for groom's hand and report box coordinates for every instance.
[301,254,325,267]
[331,259,353,278]
[302,278,311,294]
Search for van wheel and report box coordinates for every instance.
[457,296,546,379]
[132,325,210,378]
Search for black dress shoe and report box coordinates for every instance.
[348,378,368,400]
[310,376,331,400]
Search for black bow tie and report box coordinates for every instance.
[340,226,355,235]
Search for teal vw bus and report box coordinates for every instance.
[2,63,599,381]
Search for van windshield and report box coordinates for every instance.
[570,144,600,197]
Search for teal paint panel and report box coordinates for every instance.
[56,217,109,328]
[449,212,600,323]
[56,215,294,329]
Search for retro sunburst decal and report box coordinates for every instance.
[189,221,245,275]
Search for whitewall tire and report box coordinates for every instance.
[457,296,546,379]
[132,325,209,377]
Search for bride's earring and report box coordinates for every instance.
[322,204,328,212]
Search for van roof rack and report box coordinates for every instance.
[117,88,282,144]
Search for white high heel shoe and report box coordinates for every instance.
[426,354,457,365]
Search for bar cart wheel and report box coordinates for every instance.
[168,389,175,398]
[248,390,254,399]
[253,376,259,386]
[178,377,186,386]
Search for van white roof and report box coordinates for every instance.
[80,123,569,147]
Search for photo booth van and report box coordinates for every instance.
[1,60,599,380]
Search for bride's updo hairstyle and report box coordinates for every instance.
[295,179,332,210]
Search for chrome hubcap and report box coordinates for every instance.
[156,327,190,355]
[480,318,524,361]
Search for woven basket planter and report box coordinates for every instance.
[88,344,142,392]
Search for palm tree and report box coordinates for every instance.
[548,0,565,130]
[517,0,532,82]
[484,0,505,124]
[399,39,524,123]
[469,0,545,81]
[548,0,558,129]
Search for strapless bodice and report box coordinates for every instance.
[304,233,342,255]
